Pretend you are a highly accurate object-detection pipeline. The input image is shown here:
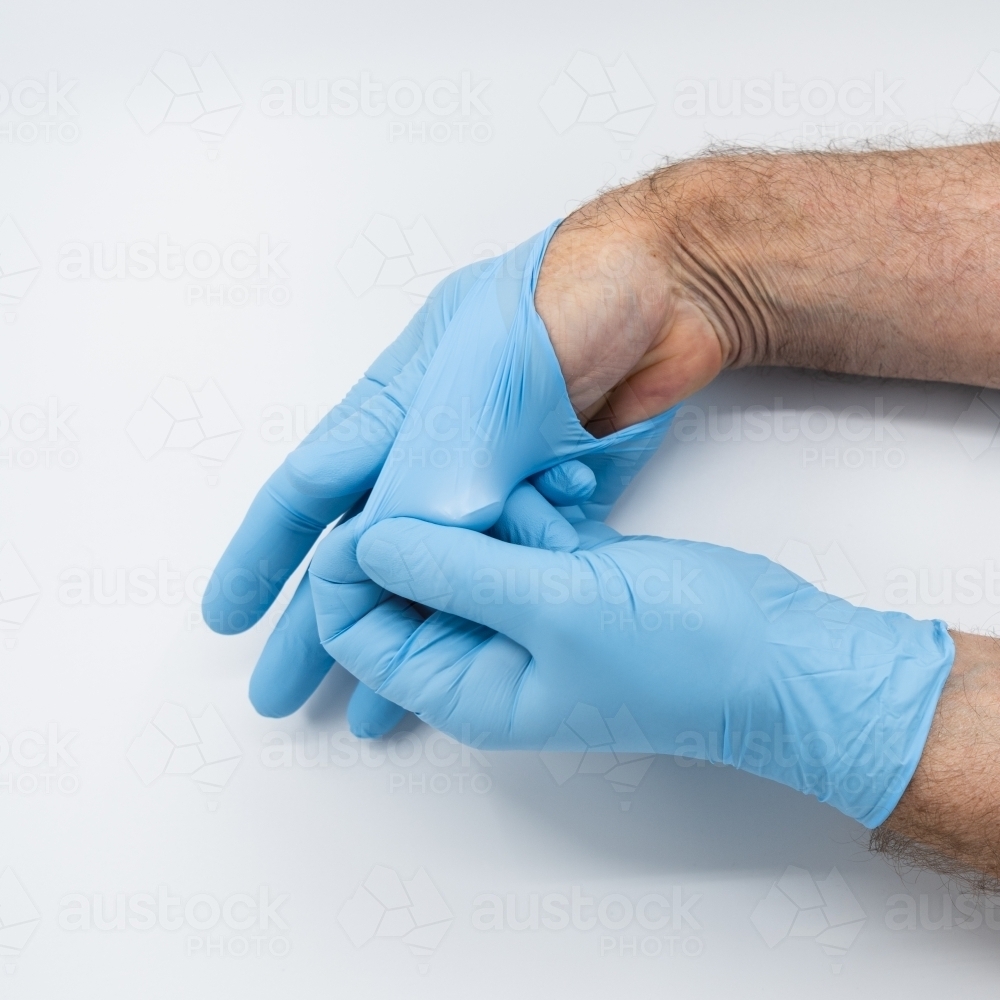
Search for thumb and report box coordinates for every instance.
[356,517,575,648]
[488,482,578,552]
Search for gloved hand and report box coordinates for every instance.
[202,225,675,735]
[310,514,955,827]
[243,468,598,736]
[348,222,673,537]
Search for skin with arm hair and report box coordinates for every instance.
[533,142,1000,881]
[877,632,1000,885]
[538,144,1000,431]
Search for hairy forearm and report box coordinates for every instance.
[654,144,1000,380]
[539,146,1000,876]
[879,631,1000,882]
[539,143,1000,431]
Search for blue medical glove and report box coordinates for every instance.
[349,222,672,537]
[311,517,955,828]
[203,229,675,733]
[246,474,588,732]
[203,260,495,639]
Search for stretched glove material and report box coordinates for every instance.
[203,228,674,733]
[351,222,675,536]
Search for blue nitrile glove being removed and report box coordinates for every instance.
[348,222,672,535]
[203,223,675,736]
[311,509,954,828]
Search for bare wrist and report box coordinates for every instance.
[649,145,1000,387]
[645,157,787,369]
[536,177,727,431]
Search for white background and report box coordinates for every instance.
[4,0,1000,995]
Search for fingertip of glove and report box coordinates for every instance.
[201,595,261,635]
[543,517,580,553]
[534,461,597,505]
[348,691,407,739]
[248,679,296,719]
[349,719,390,739]
[564,462,597,501]
[310,521,367,585]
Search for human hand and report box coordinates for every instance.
[311,512,954,827]
[347,222,677,538]
[202,232,677,733]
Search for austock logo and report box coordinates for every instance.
[751,539,866,630]
[671,398,905,471]
[885,891,1000,931]
[261,72,492,144]
[0,217,41,320]
[338,866,452,972]
[751,866,865,973]
[127,52,241,144]
[472,884,703,958]
[58,235,290,308]
[126,378,242,485]
[773,539,866,605]
[58,885,289,958]
[0,543,41,648]
[953,389,1000,459]
[0,398,80,472]
[261,726,492,795]
[0,724,78,796]
[126,703,242,806]
[337,215,451,300]
[540,704,656,811]
[884,561,1000,609]
[0,74,78,145]
[0,868,40,972]
[673,72,902,119]
[540,52,655,139]
[954,52,1000,125]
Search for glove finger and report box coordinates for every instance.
[245,530,409,733]
[372,613,529,740]
[242,517,410,733]
[248,571,337,717]
[309,479,562,729]
[320,594,426,682]
[202,299,437,636]
[202,465,363,635]
[285,262,496,499]
[346,676,409,739]
[311,478,576,649]
[309,515,388,647]
[331,598,528,743]
[356,517,573,649]
[284,387,410,499]
[531,460,596,506]
[203,365,418,637]
[307,513,427,676]
[488,482,578,551]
